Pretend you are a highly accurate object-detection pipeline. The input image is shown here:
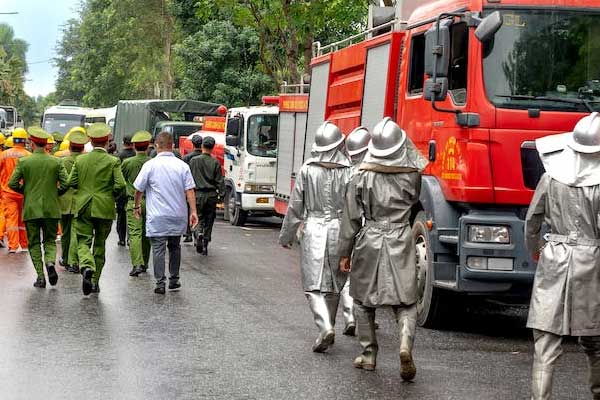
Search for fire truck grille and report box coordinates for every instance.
[520,142,545,190]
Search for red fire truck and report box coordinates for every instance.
[275,0,599,327]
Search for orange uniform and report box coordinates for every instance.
[0,149,4,243]
[0,145,31,251]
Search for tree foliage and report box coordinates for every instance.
[0,23,28,105]
[54,0,369,107]
[176,21,274,106]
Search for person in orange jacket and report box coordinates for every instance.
[0,128,31,252]
[0,134,6,247]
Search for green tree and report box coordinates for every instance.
[175,20,274,106]
[0,23,28,105]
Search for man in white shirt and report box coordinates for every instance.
[133,132,198,294]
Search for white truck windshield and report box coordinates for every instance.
[247,115,278,158]
[43,113,86,135]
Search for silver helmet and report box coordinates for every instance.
[346,126,371,156]
[368,117,406,157]
[568,112,600,153]
[312,121,344,153]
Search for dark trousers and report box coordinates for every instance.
[75,205,113,284]
[196,192,218,242]
[116,195,127,243]
[150,236,181,287]
[61,214,73,265]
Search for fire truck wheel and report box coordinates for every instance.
[226,188,247,227]
[412,211,447,328]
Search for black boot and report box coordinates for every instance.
[195,235,204,254]
[91,283,100,293]
[82,268,93,296]
[67,264,80,274]
[202,239,209,256]
[46,263,58,286]
[33,277,46,288]
[129,266,143,277]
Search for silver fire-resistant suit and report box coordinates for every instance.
[279,121,352,353]
[526,112,600,400]
[338,118,427,381]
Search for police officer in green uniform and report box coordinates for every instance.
[52,132,64,154]
[59,131,88,273]
[8,127,69,288]
[189,136,224,255]
[121,131,152,277]
[68,123,126,295]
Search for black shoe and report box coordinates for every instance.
[168,281,181,290]
[202,239,209,256]
[46,263,58,286]
[33,277,46,288]
[58,257,65,266]
[129,266,142,277]
[82,268,93,295]
[183,235,193,243]
[140,265,147,273]
[91,283,100,293]
[117,240,126,247]
[154,286,166,295]
[67,264,80,274]
[195,237,204,254]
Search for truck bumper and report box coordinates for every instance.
[241,193,275,212]
[434,211,536,296]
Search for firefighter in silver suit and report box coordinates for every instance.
[335,126,373,337]
[526,112,600,400]
[338,117,427,381]
[279,121,352,352]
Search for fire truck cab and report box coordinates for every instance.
[275,0,599,327]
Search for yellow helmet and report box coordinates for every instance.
[0,135,5,146]
[5,136,14,148]
[47,136,55,145]
[59,140,70,151]
[12,128,28,140]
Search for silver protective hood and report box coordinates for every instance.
[361,135,427,172]
[536,132,600,187]
[307,142,351,168]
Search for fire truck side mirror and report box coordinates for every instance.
[226,116,242,147]
[424,78,448,102]
[424,19,452,78]
[474,11,503,42]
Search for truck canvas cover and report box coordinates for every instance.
[113,99,223,146]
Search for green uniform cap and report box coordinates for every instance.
[28,126,51,141]
[131,130,152,143]
[69,131,89,145]
[87,123,111,139]
[52,132,64,142]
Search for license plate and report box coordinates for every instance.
[256,197,269,204]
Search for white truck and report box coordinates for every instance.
[42,105,91,136]
[223,99,280,226]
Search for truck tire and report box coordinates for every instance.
[227,189,247,227]
[223,187,232,221]
[412,211,447,328]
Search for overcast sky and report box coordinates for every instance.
[1,0,80,97]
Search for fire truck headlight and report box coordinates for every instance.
[467,225,510,244]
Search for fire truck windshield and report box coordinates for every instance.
[246,114,278,158]
[483,9,600,112]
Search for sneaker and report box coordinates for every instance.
[154,286,166,295]
[168,281,181,290]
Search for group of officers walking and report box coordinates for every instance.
[280,115,600,399]
[0,122,223,295]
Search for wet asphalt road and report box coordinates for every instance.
[0,217,591,400]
